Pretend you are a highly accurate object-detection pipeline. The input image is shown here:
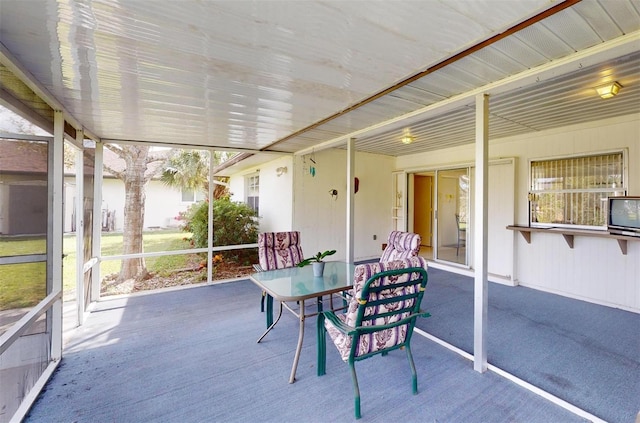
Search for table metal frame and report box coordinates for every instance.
[249,261,355,383]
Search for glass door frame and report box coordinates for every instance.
[405,165,471,268]
[435,167,470,266]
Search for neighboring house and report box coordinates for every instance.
[1,139,210,235]
[0,139,48,235]
[62,148,201,233]
[222,113,640,314]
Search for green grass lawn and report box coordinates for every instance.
[1,230,193,310]
[97,230,194,279]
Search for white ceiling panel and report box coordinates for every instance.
[456,49,525,80]
[572,1,620,40]
[593,0,640,34]
[0,0,638,175]
[489,34,551,69]
[540,8,603,50]
[388,85,445,107]
[0,0,557,148]
[514,25,577,60]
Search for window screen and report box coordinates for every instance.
[529,152,625,228]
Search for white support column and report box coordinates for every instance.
[346,138,355,263]
[74,131,85,325]
[207,152,214,283]
[473,94,489,373]
[51,110,64,361]
[92,142,103,302]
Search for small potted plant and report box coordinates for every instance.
[297,249,336,277]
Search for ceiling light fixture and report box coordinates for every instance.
[401,128,414,144]
[595,81,621,99]
[401,135,415,144]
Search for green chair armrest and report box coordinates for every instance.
[322,311,357,335]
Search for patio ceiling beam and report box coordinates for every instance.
[100,138,289,155]
[0,42,98,141]
[293,30,640,158]
[0,86,54,135]
[266,0,580,153]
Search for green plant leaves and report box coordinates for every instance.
[297,249,336,267]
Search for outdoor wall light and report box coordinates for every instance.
[595,81,621,99]
[276,166,288,177]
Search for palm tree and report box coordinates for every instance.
[160,150,230,199]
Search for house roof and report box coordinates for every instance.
[0,138,48,175]
[0,1,639,175]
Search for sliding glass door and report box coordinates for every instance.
[436,168,469,265]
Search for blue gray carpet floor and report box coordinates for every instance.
[25,277,599,423]
[416,268,640,423]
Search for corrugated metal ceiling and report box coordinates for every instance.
[0,0,639,171]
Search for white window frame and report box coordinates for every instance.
[245,172,259,214]
[181,187,204,203]
[528,149,627,230]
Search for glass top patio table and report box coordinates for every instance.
[250,261,356,384]
[250,261,355,302]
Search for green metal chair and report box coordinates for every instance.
[317,256,430,419]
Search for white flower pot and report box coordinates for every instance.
[312,262,325,277]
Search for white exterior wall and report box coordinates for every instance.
[63,181,75,232]
[229,155,294,232]
[229,149,394,261]
[259,156,294,232]
[293,148,395,262]
[145,181,190,229]
[101,178,188,231]
[396,113,640,312]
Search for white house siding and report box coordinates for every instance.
[230,149,395,261]
[396,113,640,312]
[100,178,188,232]
[63,181,75,232]
[485,160,516,281]
[229,155,294,233]
[258,156,294,233]
[228,175,245,208]
[293,149,395,262]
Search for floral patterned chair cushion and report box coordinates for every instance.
[379,231,421,262]
[317,256,429,419]
[324,256,428,361]
[256,231,305,314]
[258,231,304,270]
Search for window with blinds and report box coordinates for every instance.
[529,152,625,229]
[246,174,259,214]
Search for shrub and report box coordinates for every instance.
[180,197,259,265]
